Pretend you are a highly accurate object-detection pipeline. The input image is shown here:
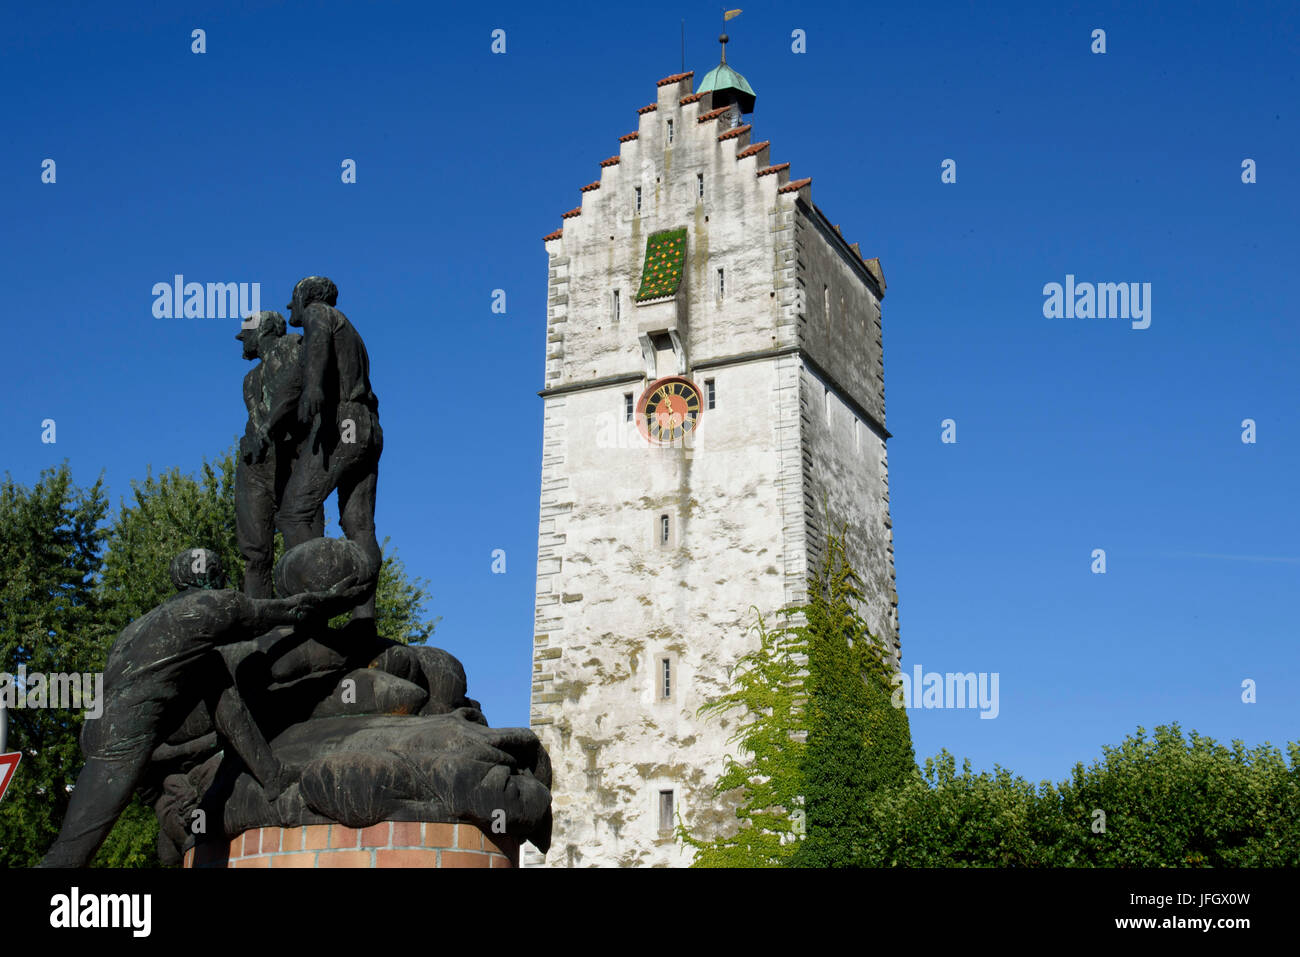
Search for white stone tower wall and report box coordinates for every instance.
[529,356,800,867]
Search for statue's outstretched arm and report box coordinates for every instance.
[234,578,369,635]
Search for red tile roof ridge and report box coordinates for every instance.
[657,71,695,86]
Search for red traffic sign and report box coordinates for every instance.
[0,752,20,804]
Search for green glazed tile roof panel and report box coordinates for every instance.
[635,228,688,301]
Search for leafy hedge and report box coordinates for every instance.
[854,727,1300,867]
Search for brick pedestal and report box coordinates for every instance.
[183,821,518,868]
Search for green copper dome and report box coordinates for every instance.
[697,62,756,114]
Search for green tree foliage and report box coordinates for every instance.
[95,454,241,642]
[851,726,1300,867]
[1048,725,1300,867]
[0,465,108,868]
[1,450,438,867]
[853,752,1057,867]
[684,527,915,867]
[367,541,439,646]
[680,611,809,867]
[792,528,915,867]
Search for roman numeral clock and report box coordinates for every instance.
[637,376,702,445]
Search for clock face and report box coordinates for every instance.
[636,376,703,445]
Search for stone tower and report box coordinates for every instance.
[527,48,898,868]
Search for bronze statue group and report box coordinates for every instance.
[41,277,383,867]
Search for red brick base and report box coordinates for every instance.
[184,822,518,868]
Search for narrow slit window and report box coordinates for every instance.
[624,392,634,422]
[705,378,716,410]
[661,658,671,698]
[658,790,674,832]
[634,186,642,214]
[660,514,670,544]
[717,267,725,299]
[612,288,620,322]
[666,119,674,143]
[697,173,704,199]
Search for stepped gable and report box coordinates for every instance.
[538,71,880,279]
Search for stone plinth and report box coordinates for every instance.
[183,821,518,868]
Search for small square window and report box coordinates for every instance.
[625,392,634,422]
[658,790,674,832]
[705,378,716,410]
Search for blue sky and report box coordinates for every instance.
[2,0,1296,787]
